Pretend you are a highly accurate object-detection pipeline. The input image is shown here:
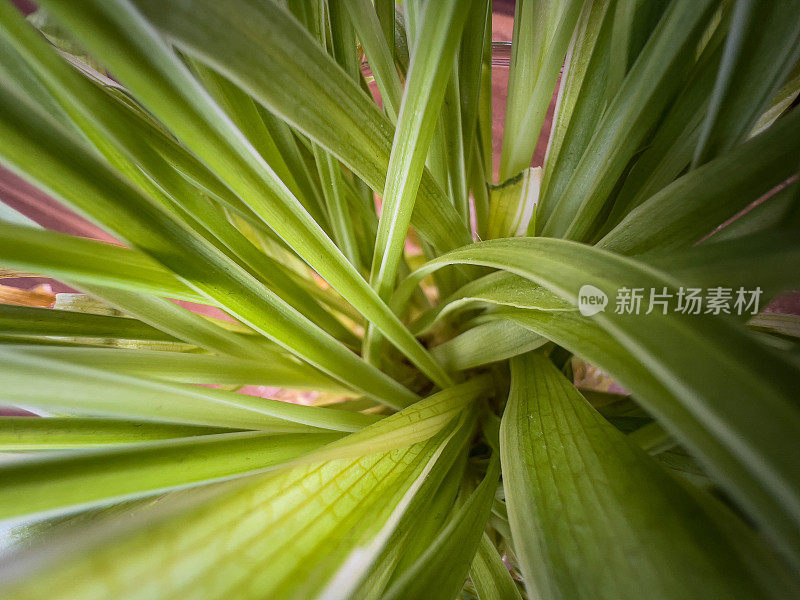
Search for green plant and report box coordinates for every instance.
[0,0,799,597]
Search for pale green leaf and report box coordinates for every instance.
[499,0,584,181]
[383,455,500,600]
[0,346,378,432]
[431,319,548,372]
[0,222,200,302]
[0,431,342,522]
[749,313,800,341]
[500,352,792,599]
[487,167,540,239]
[750,60,800,137]
[0,412,472,599]
[366,0,472,370]
[6,345,346,392]
[0,417,236,450]
[469,533,524,600]
[0,304,176,343]
[411,271,572,336]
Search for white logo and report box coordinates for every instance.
[578,285,607,317]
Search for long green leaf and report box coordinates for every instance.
[6,257,274,363]
[469,533,524,600]
[750,59,800,136]
[441,73,470,225]
[0,346,378,433]
[411,271,572,336]
[3,376,489,536]
[126,0,472,257]
[0,77,418,408]
[693,0,800,165]
[374,0,396,63]
[0,32,354,350]
[0,304,175,342]
[431,319,547,372]
[458,0,491,155]
[364,0,470,369]
[542,0,716,240]
[247,376,493,520]
[499,0,584,181]
[187,60,328,226]
[0,417,236,450]
[0,431,343,522]
[500,352,792,599]
[536,0,614,230]
[0,413,471,599]
[602,18,728,228]
[707,181,798,242]
[383,455,500,600]
[369,1,470,283]
[36,0,447,390]
[0,222,200,302]
[6,345,346,392]
[400,237,800,569]
[495,306,800,576]
[599,107,800,254]
[0,24,74,130]
[373,451,468,599]
[345,0,402,122]
[640,229,800,304]
[72,286,280,359]
[423,228,800,347]
[314,147,363,271]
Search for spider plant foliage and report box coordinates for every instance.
[1,0,800,597]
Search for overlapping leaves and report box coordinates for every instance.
[0,0,799,598]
